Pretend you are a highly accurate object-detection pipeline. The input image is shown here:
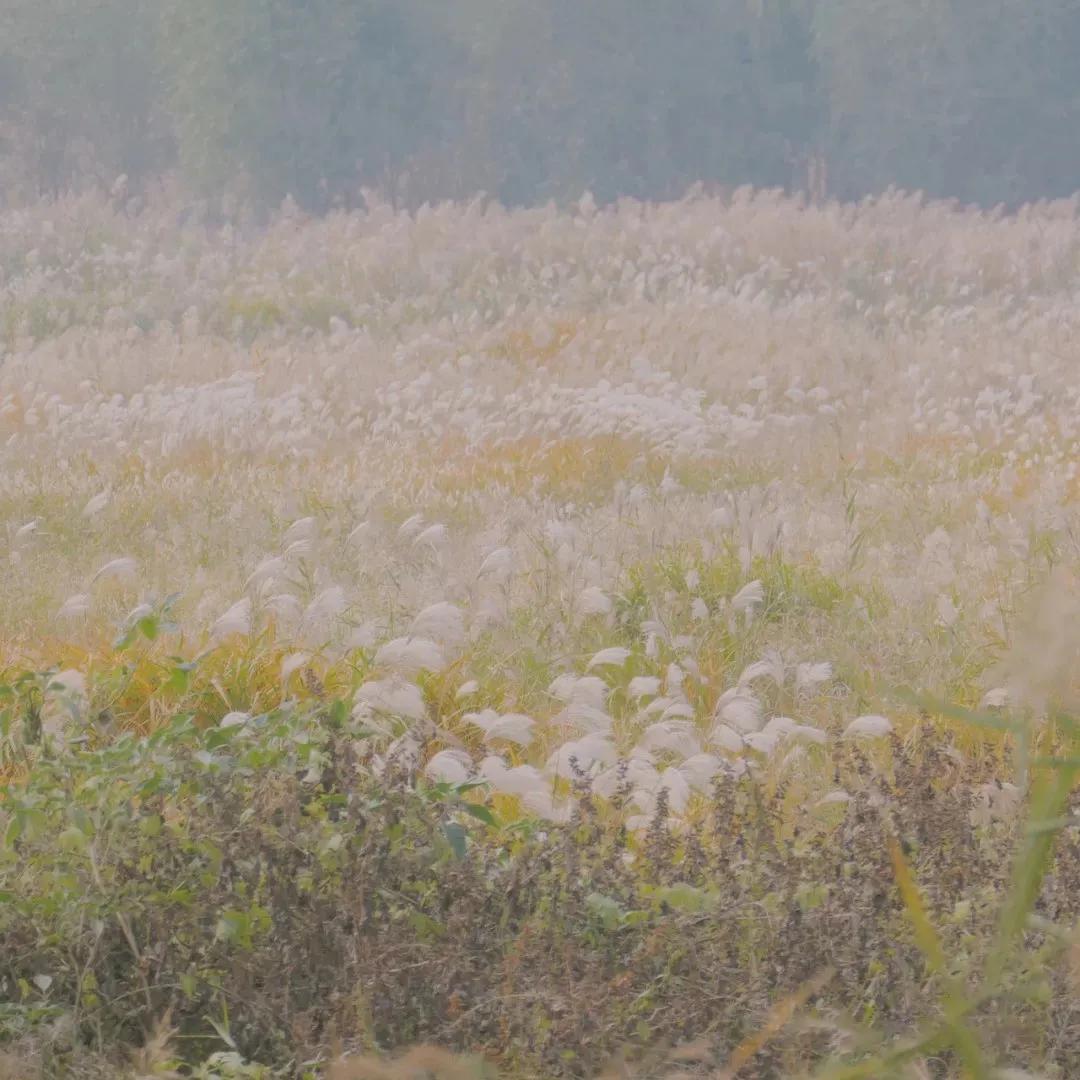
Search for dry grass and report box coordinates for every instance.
[2,189,1080,1077]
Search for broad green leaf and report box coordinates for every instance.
[442,821,468,860]
[460,802,500,829]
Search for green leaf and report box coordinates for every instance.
[1027,816,1072,835]
[894,688,1021,733]
[216,910,254,949]
[985,758,1080,987]
[585,892,626,931]
[650,882,717,913]
[442,821,467,860]
[460,802,500,829]
[888,836,946,974]
[407,911,446,940]
[163,665,192,694]
[57,826,88,853]
[67,805,93,836]
[4,815,23,849]
[140,814,162,838]
[452,780,488,795]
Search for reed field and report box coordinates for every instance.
[2,189,1080,1078]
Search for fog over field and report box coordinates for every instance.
[3,5,1080,1079]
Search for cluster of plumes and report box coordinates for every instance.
[2,193,1078,636]
[151,505,898,828]
[384,630,899,827]
[8,190,1080,1080]
[223,567,896,828]
[2,190,1079,823]
[23,496,912,828]
[5,191,1080,479]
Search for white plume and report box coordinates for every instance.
[587,646,631,670]
[280,652,311,684]
[82,491,110,517]
[211,597,252,639]
[791,723,829,745]
[844,714,893,739]
[628,676,662,700]
[679,753,722,791]
[639,720,701,759]
[593,757,659,799]
[91,557,138,585]
[762,716,798,738]
[413,523,449,548]
[553,702,612,735]
[548,674,608,709]
[409,601,466,647]
[354,676,427,722]
[578,586,613,616]
[739,651,786,688]
[715,687,763,733]
[465,710,535,746]
[57,593,91,620]
[424,749,473,784]
[659,701,696,722]
[731,579,765,612]
[546,733,616,776]
[795,661,833,695]
[283,516,318,545]
[744,730,779,755]
[374,636,446,676]
[14,519,39,543]
[658,767,691,812]
[818,790,852,806]
[478,546,514,580]
[397,513,426,540]
[708,723,746,754]
[246,556,285,589]
[522,790,573,823]
[346,521,371,547]
[480,756,547,798]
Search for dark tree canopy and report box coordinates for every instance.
[2,0,1078,209]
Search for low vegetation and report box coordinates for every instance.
[2,190,1080,1077]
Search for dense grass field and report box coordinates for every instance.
[2,189,1080,1078]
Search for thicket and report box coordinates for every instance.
[2,1,1080,210]
[7,678,1080,1078]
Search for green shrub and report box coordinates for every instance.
[6,690,1080,1077]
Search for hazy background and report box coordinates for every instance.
[2,0,1079,211]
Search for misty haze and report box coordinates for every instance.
[2,4,1080,1078]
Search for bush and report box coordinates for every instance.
[159,0,463,210]
[6,687,1080,1076]
[0,0,170,198]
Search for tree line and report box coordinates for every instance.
[2,0,1079,211]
